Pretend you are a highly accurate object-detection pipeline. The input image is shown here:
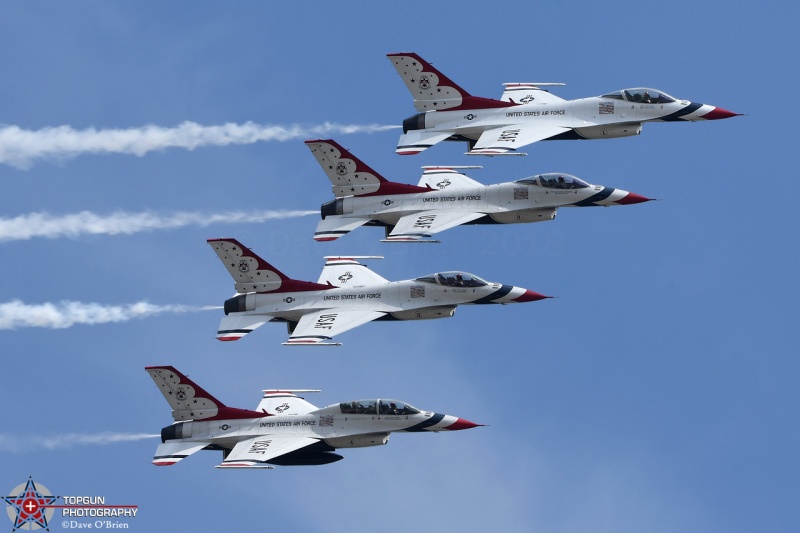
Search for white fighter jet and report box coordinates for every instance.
[208,238,548,345]
[308,139,651,243]
[388,52,740,156]
[146,365,480,468]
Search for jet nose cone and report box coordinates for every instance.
[701,106,740,120]
[445,418,482,431]
[513,289,551,302]
[615,192,653,205]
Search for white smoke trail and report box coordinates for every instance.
[0,209,317,242]
[0,432,160,452]
[0,300,218,330]
[0,121,399,169]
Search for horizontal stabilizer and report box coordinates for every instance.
[153,441,209,466]
[314,217,370,242]
[216,314,267,342]
[396,130,453,155]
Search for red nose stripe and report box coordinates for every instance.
[445,418,482,431]
[615,192,652,205]
[701,107,740,120]
[513,290,551,302]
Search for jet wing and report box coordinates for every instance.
[384,211,485,242]
[283,309,387,345]
[314,216,370,242]
[467,125,570,155]
[417,167,483,190]
[396,130,453,155]
[500,84,566,105]
[216,435,320,468]
[216,314,268,342]
[318,257,388,286]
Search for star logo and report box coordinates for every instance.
[464,113,476,120]
[284,297,295,304]
[382,199,393,206]
[338,272,353,284]
[418,75,431,90]
[520,95,535,104]
[238,260,250,273]
[275,403,290,413]
[437,178,452,189]
[219,424,231,431]
[335,162,348,175]
[4,478,58,531]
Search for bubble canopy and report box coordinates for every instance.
[516,173,590,190]
[339,399,420,416]
[601,87,677,104]
[414,272,489,287]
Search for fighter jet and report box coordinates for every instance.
[146,365,480,468]
[308,139,651,243]
[208,238,548,345]
[388,52,740,156]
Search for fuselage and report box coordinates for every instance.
[323,174,642,228]
[224,274,539,322]
[161,402,467,451]
[405,88,733,144]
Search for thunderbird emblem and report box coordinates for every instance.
[238,260,249,273]
[336,162,348,175]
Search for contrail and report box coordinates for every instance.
[0,432,160,452]
[0,300,218,330]
[0,209,317,242]
[0,121,399,169]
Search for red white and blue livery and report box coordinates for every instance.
[208,238,549,345]
[146,365,481,468]
[308,139,651,243]
[388,52,740,156]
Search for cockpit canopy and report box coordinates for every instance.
[414,271,489,288]
[602,88,677,104]
[516,173,590,190]
[339,399,420,416]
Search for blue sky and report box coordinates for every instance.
[1,2,796,532]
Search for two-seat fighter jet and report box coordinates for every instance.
[308,139,651,243]
[208,238,548,345]
[388,52,740,156]
[146,365,480,468]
